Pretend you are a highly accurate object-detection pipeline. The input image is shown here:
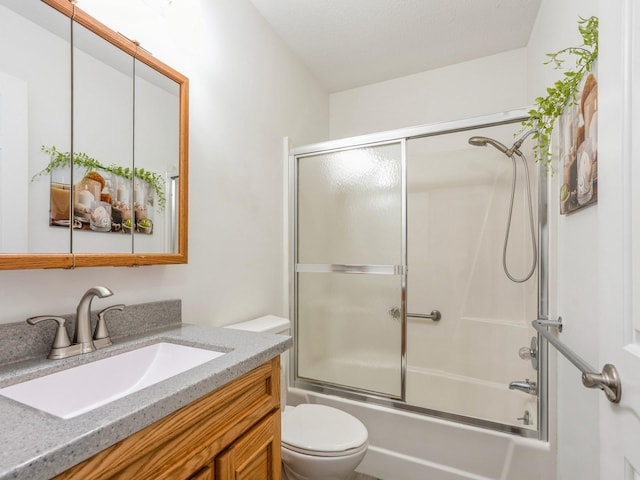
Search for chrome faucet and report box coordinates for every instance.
[74,286,114,353]
[27,286,120,359]
[509,379,538,395]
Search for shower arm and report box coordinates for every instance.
[506,129,538,157]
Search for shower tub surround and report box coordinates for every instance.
[0,300,292,480]
[294,119,541,433]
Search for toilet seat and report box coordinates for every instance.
[282,404,368,458]
[282,441,368,458]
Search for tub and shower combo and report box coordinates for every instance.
[287,109,555,480]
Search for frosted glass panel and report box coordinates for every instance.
[297,272,402,397]
[297,143,402,265]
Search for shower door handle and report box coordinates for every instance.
[389,308,442,321]
[407,310,441,321]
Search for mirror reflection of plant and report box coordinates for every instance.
[523,15,598,172]
[35,145,166,210]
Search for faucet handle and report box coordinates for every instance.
[27,316,72,353]
[93,304,125,348]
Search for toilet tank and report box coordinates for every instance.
[224,315,290,335]
[224,315,290,408]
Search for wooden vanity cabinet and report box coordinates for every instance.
[54,357,281,480]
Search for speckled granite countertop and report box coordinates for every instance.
[0,323,291,480]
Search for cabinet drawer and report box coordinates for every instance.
[54,357,280,480]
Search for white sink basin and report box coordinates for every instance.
[0,342,225,419]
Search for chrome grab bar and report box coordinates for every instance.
[407,310,441,321]
[532,318,621,403]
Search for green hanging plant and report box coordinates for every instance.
[522,15,598,171]
[34,145,166,210]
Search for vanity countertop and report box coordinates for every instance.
[0,323,291,480]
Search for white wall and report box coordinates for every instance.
[0,0,328,326]
[329,48,529,140]
[527,1,599,479]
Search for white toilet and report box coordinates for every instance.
[225,315,369,480]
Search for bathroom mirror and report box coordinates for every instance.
[0,0,188,269]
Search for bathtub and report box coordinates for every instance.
[287,386,555,480]
[405,365,539,432]
[297,353,539,432]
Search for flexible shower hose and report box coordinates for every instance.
[503,150,537,283]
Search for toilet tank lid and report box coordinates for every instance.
[224,315,290,334]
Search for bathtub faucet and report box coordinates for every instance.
[509,379,537,395]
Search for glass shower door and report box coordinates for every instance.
[405,126,539,430]
[294,141,405,398]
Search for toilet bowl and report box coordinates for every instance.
[281,403,368,480]
[225,315,369,480]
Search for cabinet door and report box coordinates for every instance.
[188,465,213,480]
[215,413,281,480]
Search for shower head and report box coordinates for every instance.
[469,129,538,157]
[468,136,509,154]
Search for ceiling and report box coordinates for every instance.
[248,0,541,93]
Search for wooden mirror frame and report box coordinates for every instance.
[1,0,188,270]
